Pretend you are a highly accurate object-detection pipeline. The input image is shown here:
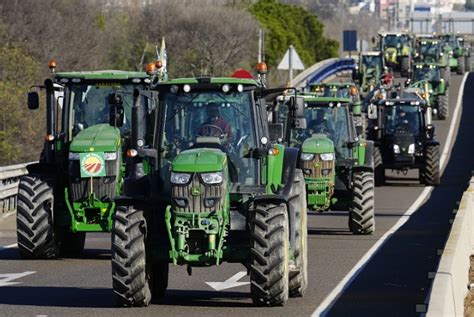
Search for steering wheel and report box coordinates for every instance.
[196,124,225,138]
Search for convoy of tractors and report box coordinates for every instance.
[15,30,468,307]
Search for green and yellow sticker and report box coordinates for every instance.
[80,152,106,178]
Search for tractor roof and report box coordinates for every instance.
[413,62,440,68]
[300,95,352,104]
[56,70,149,80]
[379,98,426,106]
[361,51,382,56]
[379,32,407,37]
[159,77,258,86]
[311,82,355,88]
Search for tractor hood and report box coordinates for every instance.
[302,134,335,154]
[172,148,226,173]
[69,124,121,153]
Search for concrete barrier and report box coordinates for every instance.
[0,162,33,215]
[424,177,474,316]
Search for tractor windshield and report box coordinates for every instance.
[420,41,440,57]
[291,103,352,159]
[68,83,138,136]
[160,89,258,184]
[385,105,421,135]
[383,35,401,48]
[362,55,382,71]
[414,67,440,82]
[440,35,457,48]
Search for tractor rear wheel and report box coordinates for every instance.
[457,56,465,74]
[112,206,152,307]
[436,92,449,120]
[466,56,472,72]
[349,171,375,235]
[401,56,410,76]
[250,203,289,306]
[288,170,308,297]
[16,174,58,259]
[59,230,86,256]
[373,147,385,187]
[420,145,440,186]
[442,67,450,85]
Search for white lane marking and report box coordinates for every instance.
[312,73,469,317]
[0,271,36,287]
[206,271,249,291]
[0,243,17,252]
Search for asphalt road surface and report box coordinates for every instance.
[0,74,472,317]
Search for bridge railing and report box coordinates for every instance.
[290,57,356,88]
[0,163,32,215]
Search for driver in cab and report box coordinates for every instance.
[308,109,332,136]
[196,102,233,143]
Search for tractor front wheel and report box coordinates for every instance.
[466,56,472,72]
[349,171,375,235]
[436,92,449,120]
[112,206,152,307]
[420,145,440,186]
[288,170,308,297]
[250,203,289,306]
[16,175,58,259]
[373,147,385,187]
[457,56,466,75]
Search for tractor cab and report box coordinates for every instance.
[366,94,439,185]
[353,51,388,97]
[415,39,445,64]
[378,32,413,74]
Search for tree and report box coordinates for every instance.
[249,0,338,67]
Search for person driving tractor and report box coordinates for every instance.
[196,102,233,143]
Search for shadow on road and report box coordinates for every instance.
[155,290,254,307]
[322,73,474,317]
[0,248,110,261]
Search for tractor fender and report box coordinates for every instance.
[355,140,375,172]
[276,147,299,198]
[424,140,440,147]
[25,162,56,182]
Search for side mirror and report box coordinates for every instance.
[268,123,284,141]
[425,124,435,139]
[368,104,378,120]
[108,92,125,128]
[27,91,39,110]
[294,96,305,118]
[404,78,412,87]
[372,37,376,44]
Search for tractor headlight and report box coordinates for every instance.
[301,153,315,161]
[393,144,401,154]
[171,172,192,185]
[320,153,334,161]
[68,152,80,160]
[408,143,415,154]
[321,168,332,176]
[104,152,117,161]
[200,171,223,184]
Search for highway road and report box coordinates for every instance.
[0,74,472,317]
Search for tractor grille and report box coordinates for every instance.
[301,155,334,179]
[171,174,225,213]
[68,159,118,202]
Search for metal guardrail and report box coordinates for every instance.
[290,57,356,88]
[0,162,33,215]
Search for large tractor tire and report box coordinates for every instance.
[16,175,58,259]
[349,171,375,235]
[436,92,449,120]
[442,67,450,85]
[420,145,440,186]
[112,206,153,307]
[457,56,465,75]
[466,56,472,72]
[288,170,308,298]
[59,231,86,256]
[401,56,410,77]
[250,203,289,306]
[373,147,385,187]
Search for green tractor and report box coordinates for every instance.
[271,93,375,235]
[111,68,308,307]
[353,51,389,98]
[438,33,472,74]
[410,63,449,120]
[377,32,413,76]
[307,82,365,136]
[414,38,450,82]
[17,61,152,258]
